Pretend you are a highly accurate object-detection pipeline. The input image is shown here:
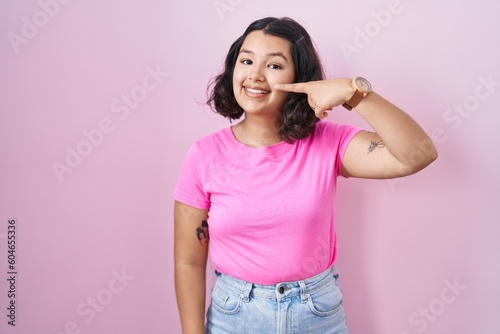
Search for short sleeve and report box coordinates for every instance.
[173,143,211,210]
[319,121,363,177]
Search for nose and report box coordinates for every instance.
[248,65,265,82]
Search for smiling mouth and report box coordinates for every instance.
[245,87,271,94]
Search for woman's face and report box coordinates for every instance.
[232,30,295,118]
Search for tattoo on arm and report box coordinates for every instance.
[196,220,209,246]
[367,140,385,154]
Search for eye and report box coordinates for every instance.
[240,59,252,65]
[268,63,282,70]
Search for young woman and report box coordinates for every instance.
[174,17,437,334]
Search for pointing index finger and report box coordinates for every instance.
[274,82,308,93]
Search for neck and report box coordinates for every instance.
[232,114,281,147]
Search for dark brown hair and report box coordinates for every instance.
[206,17,325,143]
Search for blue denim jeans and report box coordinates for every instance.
[206,266,348,333]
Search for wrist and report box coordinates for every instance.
[343,78,355,101]
[342,76,372,111]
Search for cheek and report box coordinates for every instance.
[232,75,240,97]
[274,91,290,105]
[232,65,247,80]
[273,70,295,86]
[270,74,294,101]
[232,70,245,90]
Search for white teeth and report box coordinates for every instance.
[246,88,269,94]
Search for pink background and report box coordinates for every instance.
[1,0,499,333]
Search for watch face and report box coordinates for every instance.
[354,76,372,93]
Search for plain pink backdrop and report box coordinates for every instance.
[1,1,499,333]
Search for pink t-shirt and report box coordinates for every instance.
[174,121,362,285]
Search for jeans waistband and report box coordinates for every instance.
[214,266,339,302]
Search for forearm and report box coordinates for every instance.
[174,202,210,333]
[354,91,438,173]
[175,263,207,334]
[274,78,438,178]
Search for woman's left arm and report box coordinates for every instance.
[274,78,438,179]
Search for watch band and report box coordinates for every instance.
[342,90,365,111]
[342,77,371,110]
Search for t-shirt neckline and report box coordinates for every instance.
[223,126,293,155]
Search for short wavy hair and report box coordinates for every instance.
[206,17,325,143]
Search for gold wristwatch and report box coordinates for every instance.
[342,76,372,111]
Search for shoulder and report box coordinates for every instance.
[178,127,231,175]
[313,120,361,140]
[191,126,230,149]
[307,121,364,157]
[184,126,233,160]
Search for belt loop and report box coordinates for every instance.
[298,280,309,303]
[241,281,252,303]
[332,265,340,280]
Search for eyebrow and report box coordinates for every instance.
[239,49,289,63]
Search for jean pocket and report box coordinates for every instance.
[210,281,243,315]
[307,279,343,317]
